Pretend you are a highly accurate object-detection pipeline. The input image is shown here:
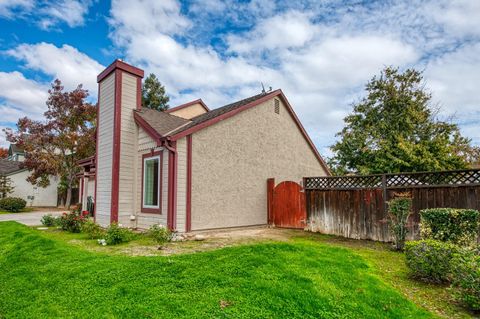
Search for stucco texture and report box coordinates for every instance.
[190,97,327,230]
[169,103,207,119]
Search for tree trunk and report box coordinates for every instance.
[65,186,72,209]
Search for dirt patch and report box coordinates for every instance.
[120,227,303,256]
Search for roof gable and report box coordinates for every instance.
[165,99,210,119]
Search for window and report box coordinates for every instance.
[143,155,160,209]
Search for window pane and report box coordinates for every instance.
[144,157,159,207]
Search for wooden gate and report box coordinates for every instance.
[267,179,306,229]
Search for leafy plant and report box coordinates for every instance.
[0,197,26,212]
[450,247,480,311]
[4,79,97,208]
[81,219,105,239]
[0,174,14,198]
[420,208,480,246]
[387,194,412,250]
[142,73,169,111]
[104,223,134,245]
[405,240,458,283]
[40,214,58,227]
[58,211,87,233]
[148,224,172,248]
[329,67,475,175]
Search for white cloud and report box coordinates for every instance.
[0,0,92,29]
[227,11,317,54]
[0,71,48,118]
[6,42,103,96]
[0,0,33,18]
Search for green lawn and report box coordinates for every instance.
[0,207,34,214]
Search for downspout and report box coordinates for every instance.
[160,137,177,230]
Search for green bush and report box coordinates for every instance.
[451,247,480,311]
[387,195,412,250]
[405,240,459,283]
[104,223,134,245]
[40,214,58,227]
[81,219,105,239]
[420,208,480,246]
[0,197,26,212]
[58,211,87,233]
[148,224,172,247]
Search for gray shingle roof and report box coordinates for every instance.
[134,108,190,137]
[0,159,23,175]
[169,91,272,136]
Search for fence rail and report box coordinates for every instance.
[304,169,480,242]
[305,169,480,190]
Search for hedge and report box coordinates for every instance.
[405,239,458,283]
[420,208,479,246]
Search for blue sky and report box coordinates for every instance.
[0,0,479,156]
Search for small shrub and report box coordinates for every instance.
[420,208,480,246]
[0,197,26,212]
[148,224,172,247]
[58,211,87,233]
[387,194,412,250]
[104,223,134,245]
[405,239,459,283]
[81,219,105,239]
[40,214,58,227]
[451,247,480,311]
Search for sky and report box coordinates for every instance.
[0,0,479,157]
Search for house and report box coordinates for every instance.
[0,144,59,206]
[78,59,330,231]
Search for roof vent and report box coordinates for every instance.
[274,99,280,114]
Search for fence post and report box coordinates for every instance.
[267,178,275,225]
[382,174,387,213]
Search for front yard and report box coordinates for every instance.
[0,222,473,318]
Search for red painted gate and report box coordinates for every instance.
[267,179,307,229]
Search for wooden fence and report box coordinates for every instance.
[304,169,480,242]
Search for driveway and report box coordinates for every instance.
[0,211,64,226]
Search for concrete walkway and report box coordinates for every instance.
[0,211,64,226]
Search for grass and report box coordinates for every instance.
[0,207,34,214]
[304,234,474,318]
[0,222,435,318]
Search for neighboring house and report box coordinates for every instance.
[0,144,59,207]
[7,144,25,162]
[78,60,330,231]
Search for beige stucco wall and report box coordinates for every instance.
[8,170,58,207]
[190,97,328,230]
[134,126,169,229]
[95,72,115,226]
[169,103,207,119]
[118,73,138,226]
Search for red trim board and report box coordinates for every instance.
[140,151,163,214]
[185,135,192,232]
[133,111,163,141]
[166,99,210,114]
[110,69,122,223]
[166,141,177,230]
[97,59,144,83]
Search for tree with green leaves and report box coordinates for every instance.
[142,73,169,111]
[329,67,476,175]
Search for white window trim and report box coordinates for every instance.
[142,155,161,209]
